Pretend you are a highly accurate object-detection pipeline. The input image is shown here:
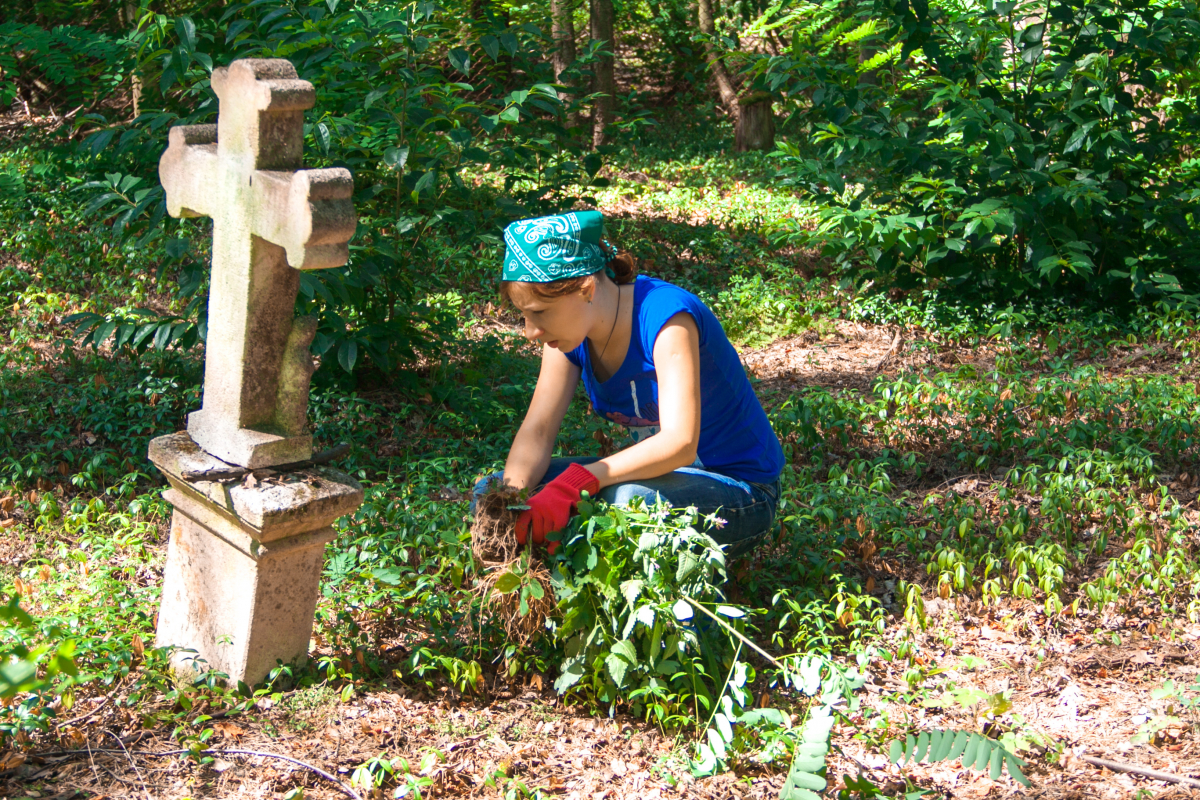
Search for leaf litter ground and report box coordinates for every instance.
[4,123,1200,797]
[3,321,1200,800]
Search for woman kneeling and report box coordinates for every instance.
[474,210,785,557]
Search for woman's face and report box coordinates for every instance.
[509,283,596,352]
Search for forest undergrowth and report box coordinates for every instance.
[1,110,1200,799]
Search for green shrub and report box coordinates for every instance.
[49,0,612,375]
[760,0,1200,305]
[550,498,735,721]
[0,21,130,111]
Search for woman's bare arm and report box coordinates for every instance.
[583,312,701,489]
[502,345,582,490]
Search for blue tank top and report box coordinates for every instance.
[564,276,784,484]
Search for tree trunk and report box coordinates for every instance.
[552,0,579,128]
[734,92,775,152]
[552,0,577,83]
[123,2,141,117]
[589,0,615,148]
[857,41,879,86]
[697,0,775,151]
[696,0,739,115]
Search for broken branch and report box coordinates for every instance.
[872,328,903,371]
[1080,754,1200,790]
[35,746,363,800]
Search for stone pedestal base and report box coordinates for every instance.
[149,432,362,685]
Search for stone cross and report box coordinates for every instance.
[159,58,356,468]
[150,58,363,685]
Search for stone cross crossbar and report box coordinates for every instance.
[159,58,356,468]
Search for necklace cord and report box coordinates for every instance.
[596,284,622,365]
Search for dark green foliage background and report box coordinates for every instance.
[760,0,1200,304]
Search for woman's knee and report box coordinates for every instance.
[599,482,663,508]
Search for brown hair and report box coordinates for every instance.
[500,252,637,305]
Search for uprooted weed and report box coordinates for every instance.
[469,484,556,647]
[469,482,524,566]
[473,553,556,647]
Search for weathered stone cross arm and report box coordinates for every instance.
[159,128,354,270]
[150,58,365,688]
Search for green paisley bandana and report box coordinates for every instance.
[502,210,615,282]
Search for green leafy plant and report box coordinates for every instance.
[0,596,78,698]
[0,21,130,111]
[780,705,837,799]
[550,498,734,718]
[889,729,1030,786]
[761,0,1200,304]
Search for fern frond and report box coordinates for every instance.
[839,19,879,46]
[817,18,857,46]
[858,41,903,72]
[797,11,837,38]
[889,730,1031,787]
[780,705,835,800]
[744,0,823,38]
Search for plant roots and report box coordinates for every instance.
[474,557,556,647]
[470,482,523,566]
[470,484,556,646]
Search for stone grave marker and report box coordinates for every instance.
[148,58,363,684]
[158,58,355,468]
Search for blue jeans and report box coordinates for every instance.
[471,457,781,559]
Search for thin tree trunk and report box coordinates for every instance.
[696,0,739,115]
[858,41,880,86]
[124,3,141,118]
[697,0,775,151]
[552,0,577,83]
[589,0,615,148]
[735,91,774,151]
[552,0,579,127]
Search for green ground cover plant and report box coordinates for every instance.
[5,223,1200,794]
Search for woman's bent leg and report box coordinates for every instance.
[471,460,778,557]
[599,469,779,557]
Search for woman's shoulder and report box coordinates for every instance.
[636,275,705,307]
[635,276,715,348]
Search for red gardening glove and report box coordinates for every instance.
[516,464,599,554]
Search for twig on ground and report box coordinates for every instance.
[447,733,488,752]
[103,730,153,800]
[1116,346,1161,365]
[36,746,363,800]
[1080,754,1200,790]
[872,328,904,370]
[57,695,111,728]
[84,740,102,789]
[208,749,363,799]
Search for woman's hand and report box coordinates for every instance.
[516,463,599,553]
